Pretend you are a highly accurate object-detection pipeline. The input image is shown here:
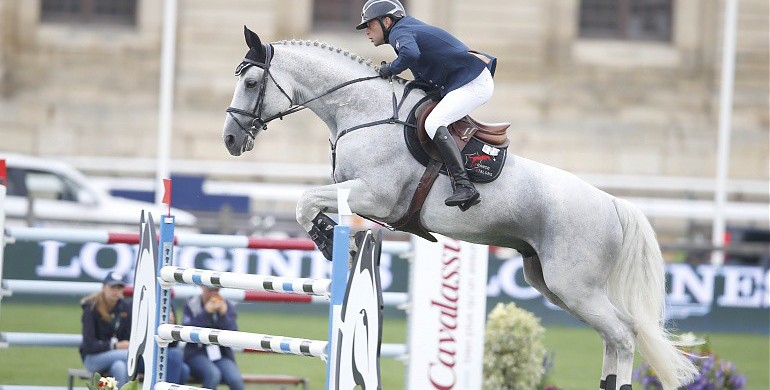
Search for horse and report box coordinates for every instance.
[221,27,697,390]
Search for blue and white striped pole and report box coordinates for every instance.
[326,224,350,390]
[152,215,175,387]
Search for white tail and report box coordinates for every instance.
[610,198,698,390]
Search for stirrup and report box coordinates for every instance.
[458,193,481,211]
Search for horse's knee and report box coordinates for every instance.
[296,192,319,230]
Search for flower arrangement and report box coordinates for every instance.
[483,302,547,389]
[85,373,137,390]
[85,374,118,390]
[634,333,746,389]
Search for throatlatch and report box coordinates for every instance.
[308,212,337,261]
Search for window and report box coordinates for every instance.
[313,0,407,30]
[579,0,672,41]
[19,170,77,202]
[40,0,137,26]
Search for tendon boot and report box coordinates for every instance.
[433,126,480,209]
[308,212,337,261]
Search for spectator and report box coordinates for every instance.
[79,272,188,386]
[183,286,244,390]
[79,272,133,385]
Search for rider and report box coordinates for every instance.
[357,0,496,209]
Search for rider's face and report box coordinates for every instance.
[365,19,387,46]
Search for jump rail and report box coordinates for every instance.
[1,279,409,306]
[0,331,408,358]
[5,226,411,254]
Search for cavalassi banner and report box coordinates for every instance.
[3,238,768,334]
[406,235,488,390]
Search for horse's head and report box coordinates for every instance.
[223,27,292,156]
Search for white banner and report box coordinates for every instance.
[406,235,488,390]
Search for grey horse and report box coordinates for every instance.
[222,27,697,390]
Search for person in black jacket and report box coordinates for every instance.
[357,0,497,210]
[79,272,189,386]
[79,272,133,385]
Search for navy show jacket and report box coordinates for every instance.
[387,16,496,96]
[79,298,132,361]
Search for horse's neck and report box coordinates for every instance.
[274,45,400,139]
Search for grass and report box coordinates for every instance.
[1,302,767,389]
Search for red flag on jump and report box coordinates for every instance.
[162,178,172,216]
[0,159,6,187]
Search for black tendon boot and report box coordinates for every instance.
[433,126,480,209]
[307,212,337,261]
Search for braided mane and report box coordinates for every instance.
[274,39,407,84]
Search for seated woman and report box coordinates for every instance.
[79,272,188,386]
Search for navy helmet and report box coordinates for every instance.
[355,0,406,30]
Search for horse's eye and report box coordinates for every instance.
[245,80,258,89]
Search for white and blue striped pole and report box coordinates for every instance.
[326,224,350,390]
[326,189,352,390]
[152,215,175,387]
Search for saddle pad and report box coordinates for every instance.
[404,100,507,183]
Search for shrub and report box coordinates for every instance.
[483,302,547,389]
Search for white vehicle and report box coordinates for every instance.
[0,153,197,231]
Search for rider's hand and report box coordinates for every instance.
[378,62,393,79]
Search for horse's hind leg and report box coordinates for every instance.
[522,255,584,322]
[541,262,636,390]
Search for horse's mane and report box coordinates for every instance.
[274,39,407,85]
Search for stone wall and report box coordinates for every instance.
[0,0,766,181]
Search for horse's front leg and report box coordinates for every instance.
[296,179,379,260]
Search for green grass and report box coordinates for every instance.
[1,302,767,389]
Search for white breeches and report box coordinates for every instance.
[424,67,494,139]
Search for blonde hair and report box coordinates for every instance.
[80,291,113,322]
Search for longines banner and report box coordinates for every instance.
[2,239,768,334]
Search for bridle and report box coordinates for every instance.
[225,44,381,142]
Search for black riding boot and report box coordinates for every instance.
[433,126,480,208]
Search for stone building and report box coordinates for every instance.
[0,0,767,184]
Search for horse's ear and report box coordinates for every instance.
[243,26,262,49]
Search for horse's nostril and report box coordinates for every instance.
[225,135,236,148]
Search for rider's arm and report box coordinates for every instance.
[389,30,419,76]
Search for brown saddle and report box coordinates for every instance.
[416,101,510,161]
[390,101,511,241]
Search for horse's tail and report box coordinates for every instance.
[610,198,698,390]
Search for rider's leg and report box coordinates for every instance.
[425,68,493,207]
[433,126,480,207]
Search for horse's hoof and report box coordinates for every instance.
[618,385,632,390]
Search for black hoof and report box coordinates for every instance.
[603,374,617,390]
[618,385,632,390]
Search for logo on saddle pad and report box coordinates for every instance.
[465,152,495,178]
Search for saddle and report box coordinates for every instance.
[416,101,510,162]
[392,99,511,241]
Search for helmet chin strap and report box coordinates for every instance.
[377,17,392,43]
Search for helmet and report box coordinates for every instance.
[355,0,406,30]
